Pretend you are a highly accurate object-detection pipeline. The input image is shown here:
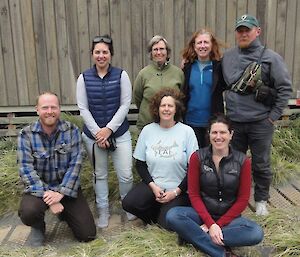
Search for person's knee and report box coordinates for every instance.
[121,195,132,212]
[74,226,97,242]
[19,205,43,226]
[251,225,264,245]
[165,208,179,228]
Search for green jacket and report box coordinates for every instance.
[133,61,184,129]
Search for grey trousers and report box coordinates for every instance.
[231,118,274,202]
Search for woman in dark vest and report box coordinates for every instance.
[76,35,135,229]
[166,114,263,257]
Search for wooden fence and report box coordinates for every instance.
[0,0,299,109]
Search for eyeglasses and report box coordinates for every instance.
[93,36,112,44]
[152,47,166,53]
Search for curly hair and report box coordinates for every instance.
[149,87,185,123]
[182,28,224,64]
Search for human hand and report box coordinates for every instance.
[49,202,64,214]
[43,190,64,206]
[200,224,209,233]
[97,140,110,149]
[149,182,164,199]
[209,223,224,246]
[156,191,176,203]
[95,127,112,144]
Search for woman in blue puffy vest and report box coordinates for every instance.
[76,35,135,228]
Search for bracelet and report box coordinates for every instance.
[174,190,178,197]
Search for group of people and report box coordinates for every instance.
[17,14,292,257]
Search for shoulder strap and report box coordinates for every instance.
[257,45,267,65]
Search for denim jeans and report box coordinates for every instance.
[166,207,264,257]
[231,118,274,201]
[82,131,133,208]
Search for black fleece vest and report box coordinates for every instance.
[197,146,246,220]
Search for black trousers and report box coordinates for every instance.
[190,126,208,149]
[18,188,96,242]
[122,182,191,229]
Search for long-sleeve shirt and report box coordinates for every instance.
[188,151,251,228]
[17,120,82,198]
[76,70,132,137]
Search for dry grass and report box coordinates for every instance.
[0,115,300,256]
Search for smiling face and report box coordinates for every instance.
[36,93,61,134]
[236,26,260,48]
[159,96,176,123]
[194,33,212,61]
[92,42,111,70]
[209,122,233,152]
[151,40,168,65]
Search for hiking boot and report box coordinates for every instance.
[126,211,137,221]
[97,207,110,228]
[27,227,45,247]
[255,201,269,216]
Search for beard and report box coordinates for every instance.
[238,40,251,48]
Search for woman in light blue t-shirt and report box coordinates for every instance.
[122,87,198,229]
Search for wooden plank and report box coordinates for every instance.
[131,0,143,80]
[237,0,248,18]
[88,0,99,40]
[226,0,237,47]
[153,0,165,36]
[275,0,287,57]
[143,0,154,66]
[20,0,39,105]
[0,8,7,105]
[256,0,267,43]
[43,0,60,99]
[247,0,257,15]
[120,0,132,78]
[77,0,90,72]
[284,0,297,79]
[110,0,121,68]
[195,0,206,29]
[173,0,185,67]
[98,0,110,35]
[276,184,300,206]
[215,0,226,41]
[265,0,277,50]
[32,0,49,93]
[206,0,216,32]
[55,0,75,104]
[0,0,18,105]
[10,0,29,105]
[164,0,174,62]
[185,0,196,41]
[292,0,300,92]
[65,0,80,79]
[269,187,293,209]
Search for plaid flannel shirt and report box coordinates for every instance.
[17,120,83,198]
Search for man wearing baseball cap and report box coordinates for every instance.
[222,14,292,216]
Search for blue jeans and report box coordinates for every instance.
[166,207,264,257]
[82,131,133,209]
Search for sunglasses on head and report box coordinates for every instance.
[93,36,112,44]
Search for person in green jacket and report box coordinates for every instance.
[133,35,184,130]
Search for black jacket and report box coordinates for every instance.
[181,60,226,116]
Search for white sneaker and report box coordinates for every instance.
[255,201,269,216]
[97,207,110,228]
[126,211,137,221]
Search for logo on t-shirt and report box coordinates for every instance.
[151,140,179,159]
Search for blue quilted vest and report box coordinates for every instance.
[82,65,129,139]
